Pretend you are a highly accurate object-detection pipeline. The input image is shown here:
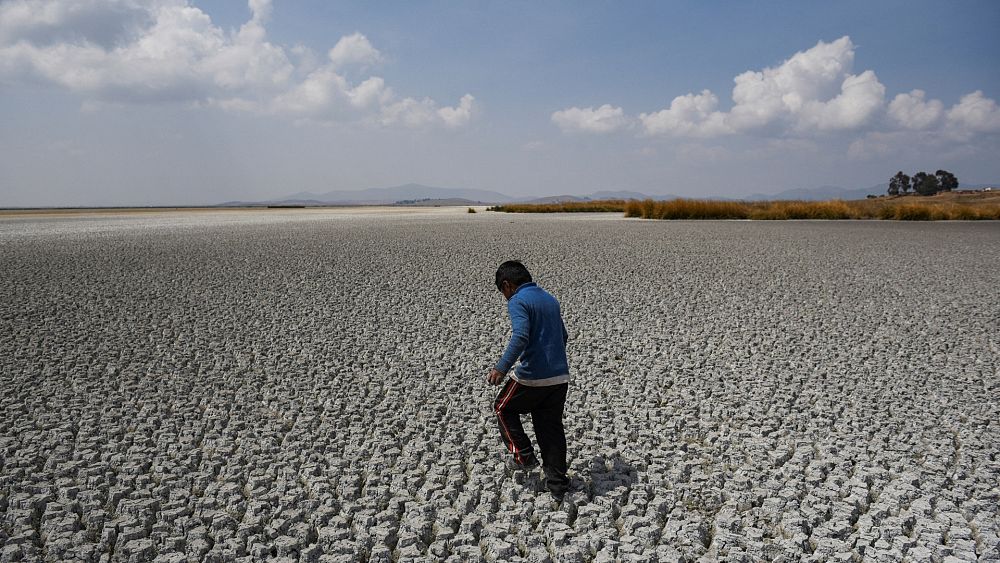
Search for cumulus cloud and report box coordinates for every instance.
[0,0,473,128]
[725,36,877,133]
[885,89,1000,140]
[946,90,1000,133]
[0,0,289,103]
[555,36,887,138]
[553,35,996,143]
[436,94,476,128]
[248,0,271,23]
[639,90,731,137]
[328,32,381,69]
[269,70,385,117]
[380,93,475,129]
[796,70,885,131]
[0,0,151,48]
[551,104,630,133]
[888,89,944,130]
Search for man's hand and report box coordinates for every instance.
[488,368,505,386]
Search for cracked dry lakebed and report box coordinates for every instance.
[1,208,998,562]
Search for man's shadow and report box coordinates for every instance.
[580,452,637,498]
[524,451,637,499]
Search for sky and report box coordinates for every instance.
[1,0,999,206]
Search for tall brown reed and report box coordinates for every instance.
[489,200,627,213]
[625,198,1000,221]
[497,195,1000,220]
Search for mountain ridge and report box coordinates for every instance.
[218,181,998,207]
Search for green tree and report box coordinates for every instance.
[912,171,928,194]
[915,173,940,196]
[888,171,910,196]
[888,178,899,196]
[935,169,958,191]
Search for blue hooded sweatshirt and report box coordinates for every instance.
[495,282,570,386]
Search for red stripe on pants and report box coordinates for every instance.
[495,380,522,464]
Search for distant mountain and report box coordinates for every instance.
[220,181,999,208]
[393,198,486,206]
[744,185,880,201]
[518,190,673,203]
[589,190,658,200]
[521,195,591,204]
[277,183,514,205]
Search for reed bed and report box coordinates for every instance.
[488,200,628,213]
[622,197,1000,220]
[489,194,1000,220]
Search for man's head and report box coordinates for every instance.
[495,260,532,301]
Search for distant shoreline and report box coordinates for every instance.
[0,204,488,218]
[4,191,998,221]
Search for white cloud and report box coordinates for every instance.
[328,32,382,69]
[847,125,995,162]
[639,90,731,137]
[380,97,437,128]
[554,35,997,145]
[0,0,473,128]
[727,36,865,132]
[0,1,277,102]
[437,94,476,128]
[269,69,387,117]
[888,89,944,130]
[551,104,630,133]
[380,93,476,129]
[796,70,885,131]
[945,90,1000,133]
[248,0,271,23]
[559,36,888,138]
[0,0,152,48]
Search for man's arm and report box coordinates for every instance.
[562,318,568,346]
[494,299,530,375]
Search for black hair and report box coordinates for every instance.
[495,260,532,290]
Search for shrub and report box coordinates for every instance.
[891,205,934,221]
[493,194,1000,221]
[468,207,476,213]
[624,200,643,217]
[489,200,628,213]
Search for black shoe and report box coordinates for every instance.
[505,456,539,472]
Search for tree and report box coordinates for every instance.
[888,171,910,196]
[915,173,940,196]
[935,169,958,191]
[912,171,928,195]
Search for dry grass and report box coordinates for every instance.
[488,192,1000,220]
[488,200,628,213]
[624,195,1000,221]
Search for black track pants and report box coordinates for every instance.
[493,379,569,494]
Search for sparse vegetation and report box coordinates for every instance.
[488,200,627,213]
[625,194,1000,220]
[488,192,1000,220]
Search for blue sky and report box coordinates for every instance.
[1,0,998,206]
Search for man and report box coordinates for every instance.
[488,260,571,501]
